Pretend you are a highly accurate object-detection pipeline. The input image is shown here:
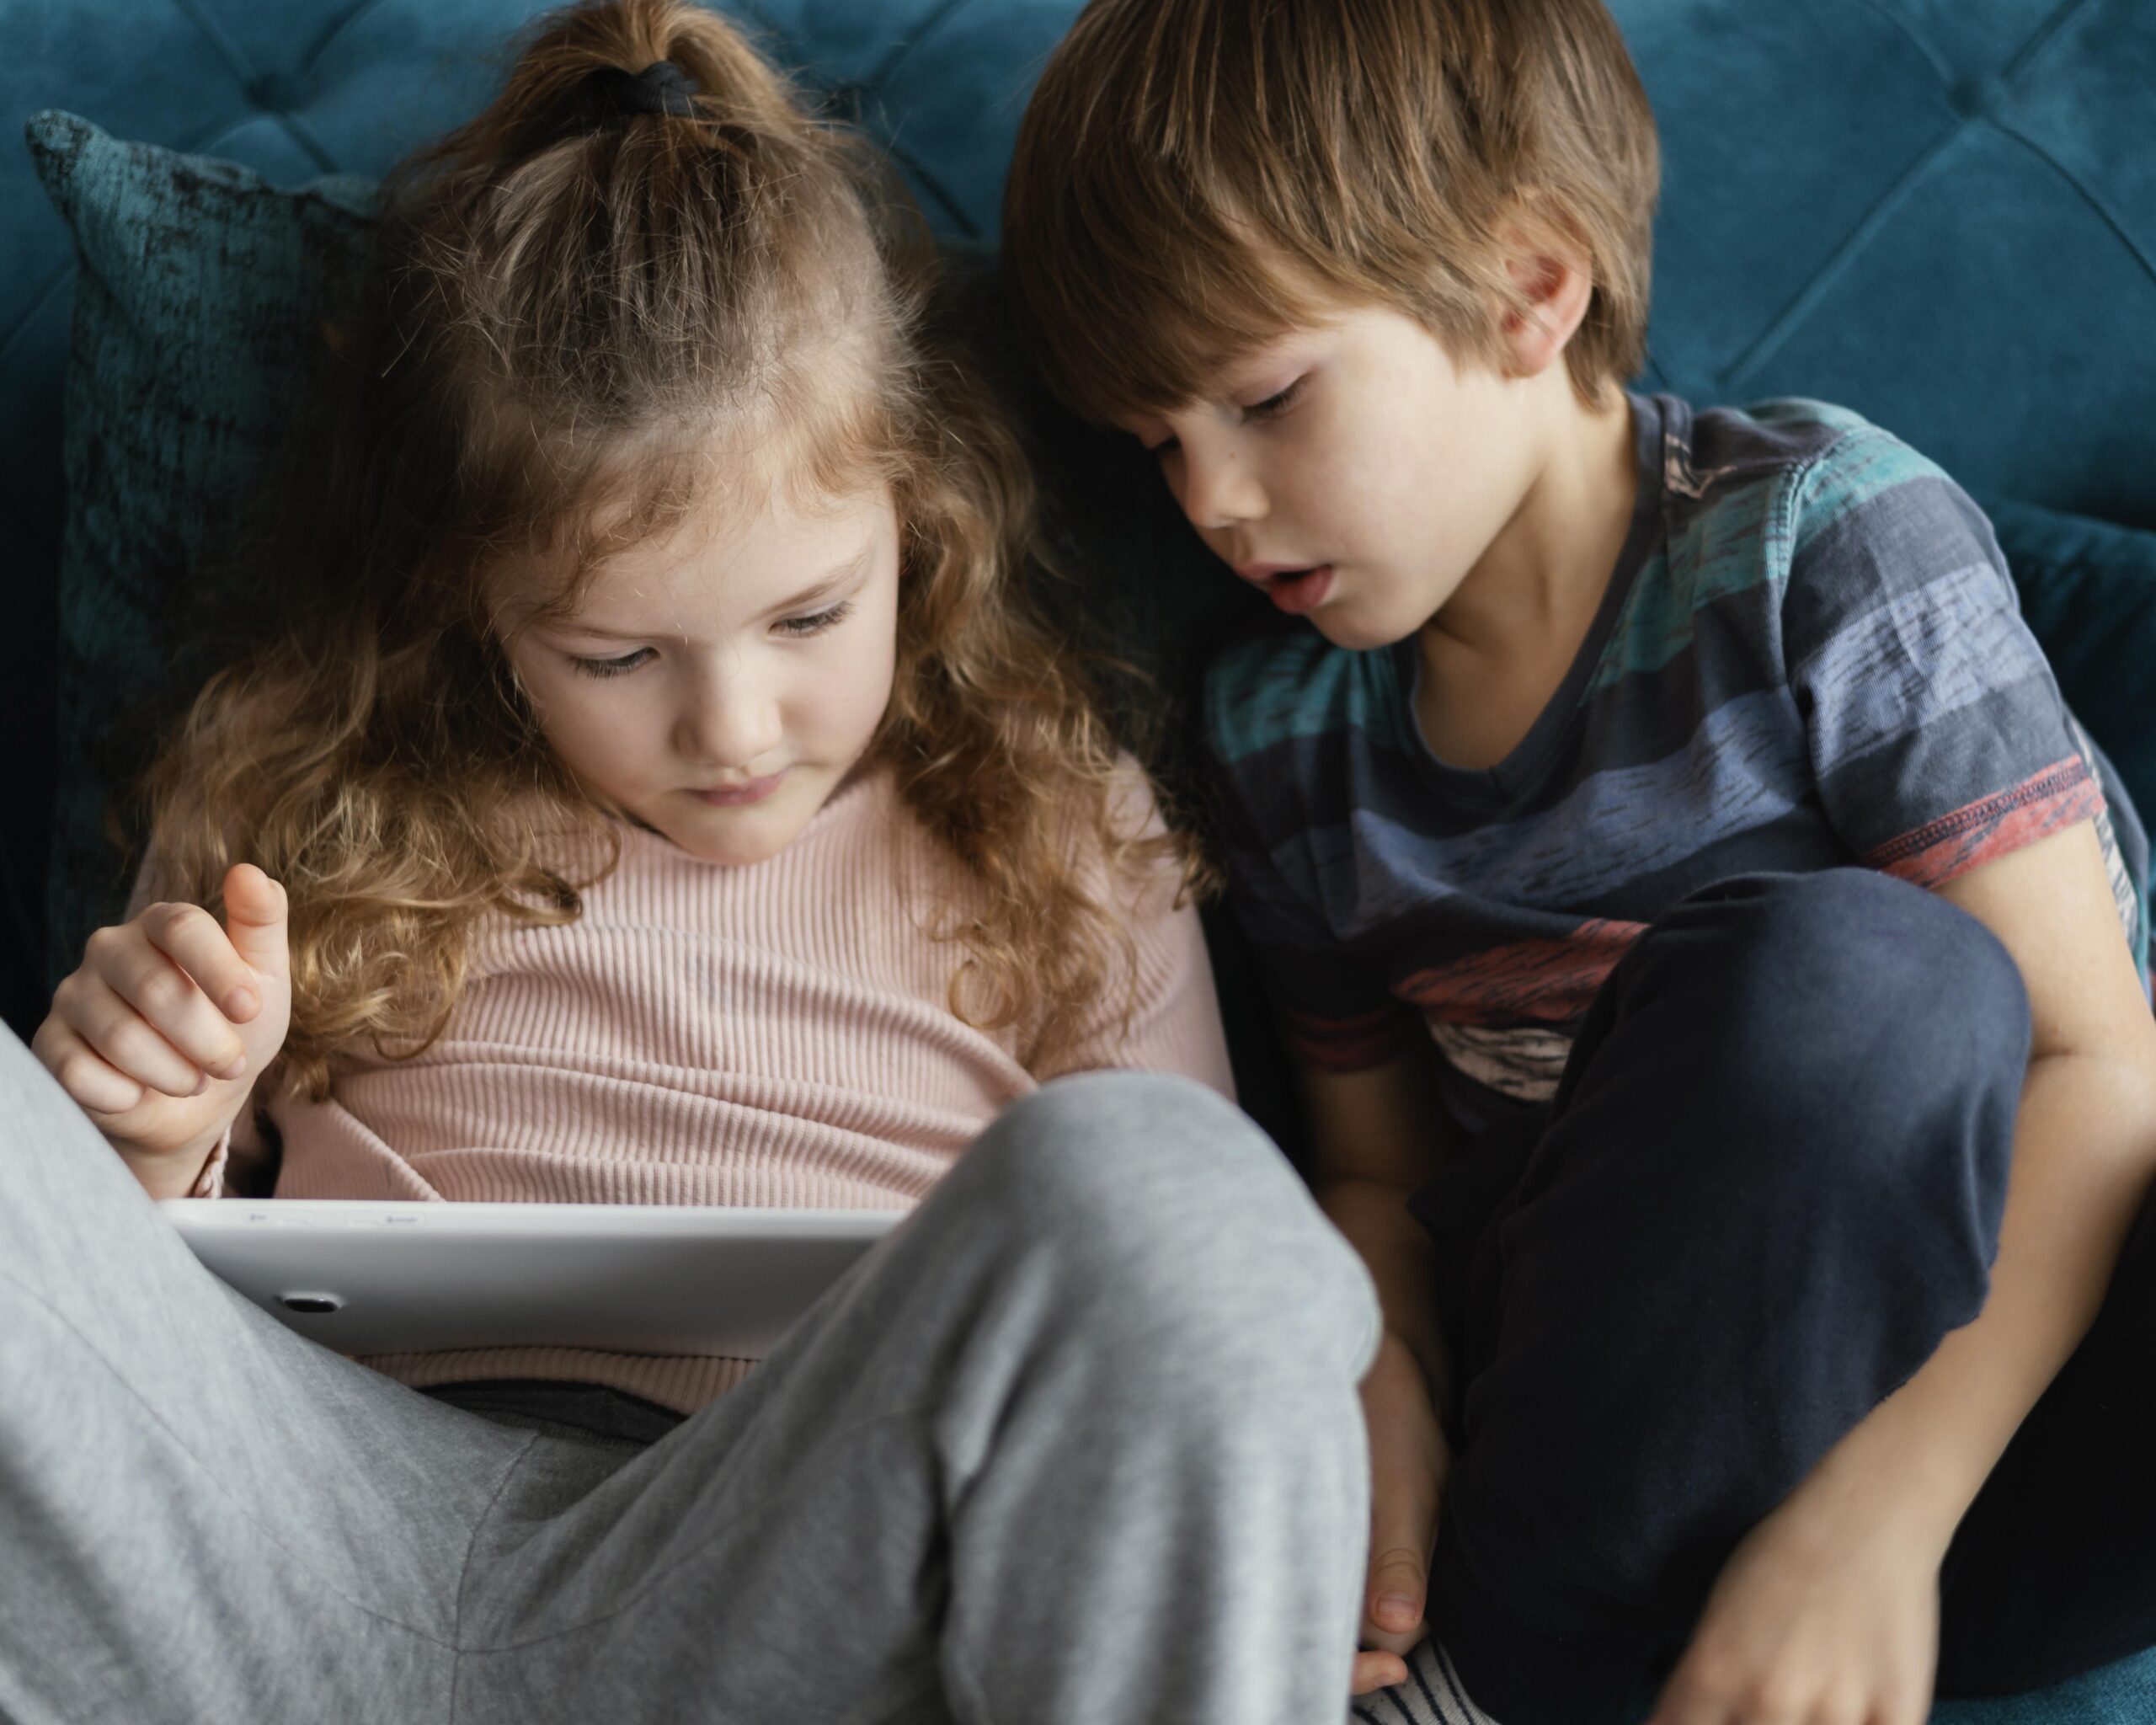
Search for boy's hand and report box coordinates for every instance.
[33,863,292,1173]
[1351,1327,1451,1696]
[1647,1480,1942,1725]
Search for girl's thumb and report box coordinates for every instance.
[222,863,291,980]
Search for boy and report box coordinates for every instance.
[1002,3,2156,1722]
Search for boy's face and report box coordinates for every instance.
[1118,303,1548,650]
[504,480,901,866]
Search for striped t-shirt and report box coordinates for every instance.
[1205,394,2149,1132]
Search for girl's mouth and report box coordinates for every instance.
[690,770,788,807]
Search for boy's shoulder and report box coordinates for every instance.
[1201,622,1414,771]
[1673,395,1962,546]
[1651,395,1988,627]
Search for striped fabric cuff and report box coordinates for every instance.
[1349,1640,1502,1725]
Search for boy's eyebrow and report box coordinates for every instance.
[559,550,873,639]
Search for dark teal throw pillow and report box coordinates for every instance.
[26,109,375,985]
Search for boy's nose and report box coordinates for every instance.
[1175,441,1267,532]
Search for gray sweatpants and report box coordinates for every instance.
[0,1027,1380,1724]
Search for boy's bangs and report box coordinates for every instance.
[1007,0,1662,419]
[1022,211,1331,425]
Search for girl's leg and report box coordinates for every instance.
[1422,870,2031,1725]
[450,1071,1381,1725]
[0,1026,566,1723]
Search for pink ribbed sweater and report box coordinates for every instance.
[186,764,1235,1413]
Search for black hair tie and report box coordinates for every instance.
[589,60,701,120]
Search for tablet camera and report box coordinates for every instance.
[280,1293,345,1315]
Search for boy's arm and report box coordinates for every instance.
[1297,1043,1454,1395]
[1297,1039,1460,1694]
[1654,816,2156,1725]
[1829,817,2156,1546]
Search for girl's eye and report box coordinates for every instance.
[776,599,854,638]
[570,648,654,679]
[1242,376,1307,420]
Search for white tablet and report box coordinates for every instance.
[159,1199,903,1359]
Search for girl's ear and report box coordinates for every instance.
[1494,217,1597,381]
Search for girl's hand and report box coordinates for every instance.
[1647,1484,1943,1725]
[32,863,292,1175]
[1351,1327,1452,1696]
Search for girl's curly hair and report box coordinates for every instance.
[141,0,1205,1102]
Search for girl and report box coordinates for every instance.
[8,4,1379,1721]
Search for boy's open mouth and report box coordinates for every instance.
[1263,564,1335,616]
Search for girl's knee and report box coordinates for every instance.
[955,1074,1379,1373]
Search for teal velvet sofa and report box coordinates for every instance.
[3,1,2154,1717]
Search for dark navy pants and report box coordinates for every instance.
[1412,869,2156,1723]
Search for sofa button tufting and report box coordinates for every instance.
[1947,73,2014,125]
[244,72,309,115]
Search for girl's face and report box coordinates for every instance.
[506,482,902,867]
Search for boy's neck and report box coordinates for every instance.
[1419,384,1639,670]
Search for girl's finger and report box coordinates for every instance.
[136,903,256,1068]
[54,969,211,1099]
[219,864,291,985]
[31,1015,150,1117]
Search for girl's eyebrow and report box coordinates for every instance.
[753,549,872,623]
[557,550,873,640]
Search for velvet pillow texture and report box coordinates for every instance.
[26,109,374,991]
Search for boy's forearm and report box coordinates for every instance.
[1318,1173,1453,1406]
[1797,1049,2156,1555]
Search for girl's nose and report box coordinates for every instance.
[677,665,783,770]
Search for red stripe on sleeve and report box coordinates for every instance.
[1865,757,2105,889]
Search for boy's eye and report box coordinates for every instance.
[571,647,654,679]
[1241,376,1306,420]
[775,599,854,638]
[1138,376,1305,457]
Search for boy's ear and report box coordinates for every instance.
[1493,220,1596,380]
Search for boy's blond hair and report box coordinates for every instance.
[1003,0,1660,419]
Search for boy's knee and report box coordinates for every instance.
[1591,871,2027,1270]
[1643,868,2030,1111]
